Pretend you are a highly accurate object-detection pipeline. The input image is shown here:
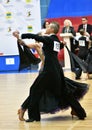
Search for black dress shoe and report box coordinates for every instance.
[26,118,35,122]
[26,118,40,122]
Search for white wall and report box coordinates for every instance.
[0,0,41,56]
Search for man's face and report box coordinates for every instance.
[82,18,88,24]
[45,24,52,34]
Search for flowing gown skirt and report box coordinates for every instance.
[65,45,88,73]
[39,76,89,114]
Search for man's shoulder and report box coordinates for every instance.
[78,24,83,27]
[87,24,92,27]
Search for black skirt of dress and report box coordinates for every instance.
[39,77,89,114]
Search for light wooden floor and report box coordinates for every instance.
[0,71,92,130]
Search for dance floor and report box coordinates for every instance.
[0,71,92,130]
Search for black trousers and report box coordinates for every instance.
[63,88,86,118]
[21,75,47,120]
[75,67,82,78]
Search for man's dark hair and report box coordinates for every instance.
[79,29,85,35]
[82,17,88,20]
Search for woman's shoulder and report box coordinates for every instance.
[70,26,74,29]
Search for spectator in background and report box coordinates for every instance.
[37,21,50,71]
[77,17,92,37]
[40,21,50,35]
[61,19,77,54]
[42,21,50,29]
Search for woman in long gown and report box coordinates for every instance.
[13,22,89,122]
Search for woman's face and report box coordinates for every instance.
[64,21,70,27]
[45,22,49,28]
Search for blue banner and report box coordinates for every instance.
[47,0,92,18]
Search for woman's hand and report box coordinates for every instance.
[62,40,66,45]
[12,31,20,39]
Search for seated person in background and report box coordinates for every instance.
[61,19,77,54]
[77,17,92,37]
